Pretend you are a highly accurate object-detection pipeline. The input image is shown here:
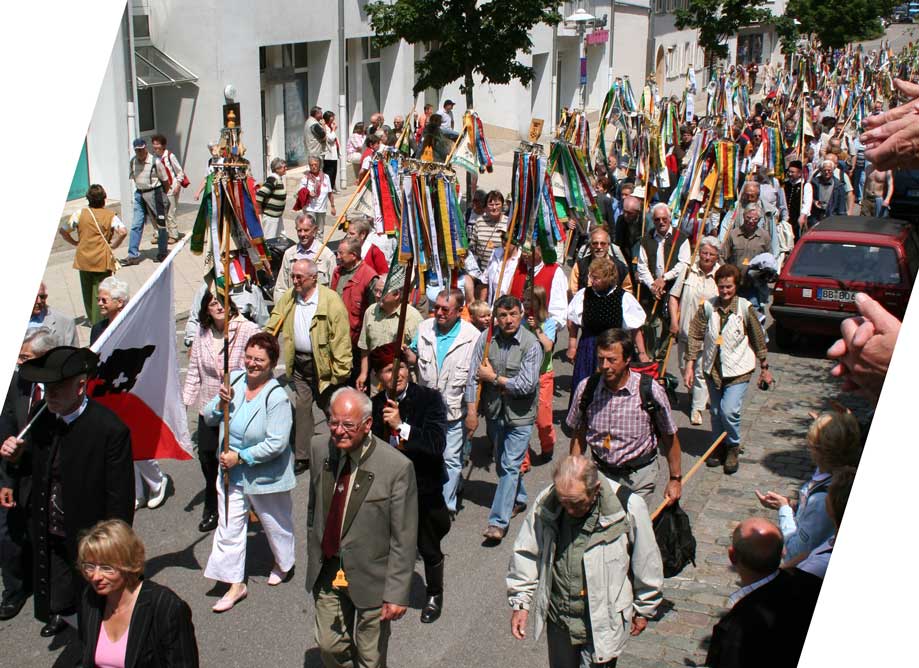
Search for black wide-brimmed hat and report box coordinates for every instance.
[19,346,99,384]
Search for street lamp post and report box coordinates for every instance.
[565,7,596,111]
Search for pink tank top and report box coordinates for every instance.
[95,623,129,668]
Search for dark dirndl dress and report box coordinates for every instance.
[568,287,625,408]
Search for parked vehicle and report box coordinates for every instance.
[888,169,919,224]
[770,217,919,348]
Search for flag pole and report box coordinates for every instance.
[221,181,232,527]
[387,256,415,401]
[651,431,727,521]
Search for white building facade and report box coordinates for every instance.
[651,0,787,100]
[77,0,651,215]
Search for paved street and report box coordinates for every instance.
[5,197,867,666]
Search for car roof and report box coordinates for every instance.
[807,216,912,240]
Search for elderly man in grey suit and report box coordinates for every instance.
[306,387,418,668]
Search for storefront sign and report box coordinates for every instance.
[586,29,609,45]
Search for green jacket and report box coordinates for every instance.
[265,286,352,393]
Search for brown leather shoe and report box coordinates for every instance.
[723,447,740,475]
[482,525,506,542]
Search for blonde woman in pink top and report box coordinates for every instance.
[78,520,199,667]
[182,290,259,532]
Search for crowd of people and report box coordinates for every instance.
[1,53,917,667]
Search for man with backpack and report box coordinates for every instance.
[566,328,683,505]
[507,455,663,666]
[124,137,171,265]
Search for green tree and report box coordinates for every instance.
[776,0,897,50]
[674,0,774,64]
[365,0,562,108]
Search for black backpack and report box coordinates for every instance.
[578,371,661,435]
[653,501,697,578]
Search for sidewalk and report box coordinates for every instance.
[45,140,525,346]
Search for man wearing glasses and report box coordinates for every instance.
[635,203,691,304]
[306,387,417,668]
[26,283,78,346]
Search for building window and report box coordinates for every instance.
[736,33,763,65]
[132,14,150,39]
[138,87,155,132]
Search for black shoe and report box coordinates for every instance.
[294,459,310,475]
[198,511,218,533]
[154,253,168,263]
[512,502,527,518]
[420,594,443,623]
[0,593,28,621]
[40,614,67,637]
[121,255,142,267]
[723,447,740,475]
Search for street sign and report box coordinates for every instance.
[586,29,609,45]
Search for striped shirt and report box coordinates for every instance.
[469,214,508,270]
[565,371,677,467]
[257,174,287,218]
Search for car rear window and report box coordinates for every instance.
[788,241,902,284]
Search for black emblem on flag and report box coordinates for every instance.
[91,346,155,397]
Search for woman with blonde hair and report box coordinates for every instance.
[756,411,862,563]
[78,519,198,667]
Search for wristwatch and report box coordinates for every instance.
[669,475,682,481]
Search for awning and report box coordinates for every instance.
[135,45,197,89]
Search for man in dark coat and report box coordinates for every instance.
[1,346,134,637]
[0,328,60,621]
[369,342,450,624]
[706,517,822,668]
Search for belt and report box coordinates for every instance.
[137,186,163,193]
[594,448,657,477]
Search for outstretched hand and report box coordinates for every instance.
[861,79,919,171]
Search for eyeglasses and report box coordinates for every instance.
[329,419,365,432]
[36,294,48,301]
[80,563,118,576]
[432,304,454,312]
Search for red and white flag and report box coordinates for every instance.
[88,243,193,461]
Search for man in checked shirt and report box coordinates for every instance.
[566,328,683,505]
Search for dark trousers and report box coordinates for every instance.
[417,493,450,594]
[292,352,337,462]
[48,535,80,616]
[0,503,31,601]
[323,159,338,190]
[197,416,220,515]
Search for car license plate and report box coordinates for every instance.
[817,288,855,303]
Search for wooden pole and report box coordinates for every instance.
[633,152,652,302]
[316,170,370,256]
[387,256,415,401]
[220,182,232,527]
[650,431,728,521]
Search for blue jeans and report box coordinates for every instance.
[706,378,748,447]
[486,419,532,529]
[128,189,167,258]
[442,419,467,512]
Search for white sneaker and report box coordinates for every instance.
[146,474,170,509]
[690,410,703,426]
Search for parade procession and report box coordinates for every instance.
[2,1,918,667]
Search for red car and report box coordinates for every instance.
[771,216,919,348]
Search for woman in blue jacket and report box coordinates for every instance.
[202,332,296,613]
[756,411,862,564]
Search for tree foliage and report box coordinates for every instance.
[777,0,898,50]
[674,0,774,62]
[366,0,562,105]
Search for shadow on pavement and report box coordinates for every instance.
[145,533,209,579]
[759,449,813,482]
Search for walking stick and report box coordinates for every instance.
[633,154,652,303]
[650,431,728,522]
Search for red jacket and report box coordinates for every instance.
[363,243,390,276]
[330,261,378,346]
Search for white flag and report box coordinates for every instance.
[88,242,193,461]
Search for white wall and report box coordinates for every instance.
[87,13,132,212]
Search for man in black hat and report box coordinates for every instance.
[0,328,59,621]
[0,346,134,637]
[369,342,450,624]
